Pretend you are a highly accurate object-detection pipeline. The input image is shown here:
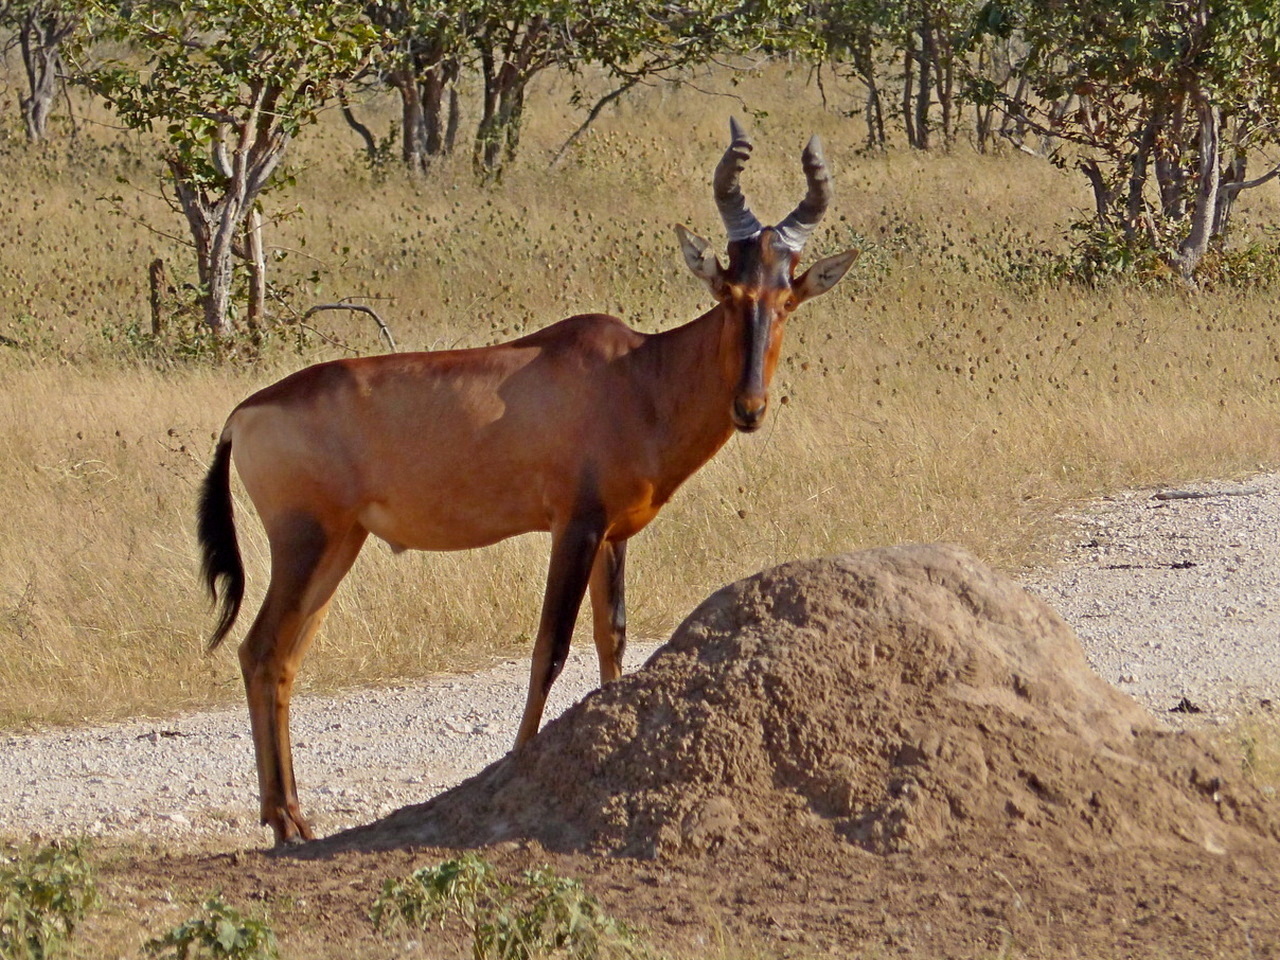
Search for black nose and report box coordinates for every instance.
[733,397,766,432]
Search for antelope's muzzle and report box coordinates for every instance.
[732,394,767,432]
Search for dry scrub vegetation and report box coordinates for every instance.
[2,67,1280,729]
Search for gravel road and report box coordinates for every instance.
[3,475,1278,846]
[1024,473,1280,720]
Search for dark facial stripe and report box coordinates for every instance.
[738,296,769,400]
[725,230,795,430]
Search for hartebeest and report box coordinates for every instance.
[198,119,857,845]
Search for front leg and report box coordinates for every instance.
[515,511,605,746]
[588,539,627,684]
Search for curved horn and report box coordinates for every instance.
[775,134,832,252]
[714,117,763,242]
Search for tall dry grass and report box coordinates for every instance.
[1,66,1279,727]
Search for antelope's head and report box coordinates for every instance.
[676,118,858,433]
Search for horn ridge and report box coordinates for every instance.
[776,134,832,252]
[714,117,764,242]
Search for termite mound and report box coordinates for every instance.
[314,543,1278,861]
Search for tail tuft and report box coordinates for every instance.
[197,438,244,650]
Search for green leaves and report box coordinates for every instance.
[372,853,650,960]
[78,0,382,333]
[0,841,97,960]
[145,897,278,960]
[83,0,380,170]
[961,0,1280,281]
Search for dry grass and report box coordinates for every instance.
[2,65,1280,728]
[1235,711,1280,794]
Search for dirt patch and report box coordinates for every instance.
[310,543,1275,862]
[95,544,1280,957]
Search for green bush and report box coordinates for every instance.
[372,853,651,960]
[0,841,97,960]
[145,897,278,960]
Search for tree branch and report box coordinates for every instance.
[1220,159,1280,199]
[301,302,397,351]
[551,78,641,167]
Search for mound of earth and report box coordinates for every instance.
[310,543,1278,862]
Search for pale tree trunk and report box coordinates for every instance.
[166,90,289,337]
[205,226,239,338]
[167,161,228,336]
[244,206,266,343]
[18,6,76,142]
[1175,94,1220,282]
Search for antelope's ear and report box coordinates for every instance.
[674,224,725,292]
[793,249,859,304]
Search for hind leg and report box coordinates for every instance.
[588,539,627,684]
[238,514,367,846]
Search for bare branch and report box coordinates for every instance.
[301,302,397,352]
[550,78,641,167]
[1220,159,1280,198]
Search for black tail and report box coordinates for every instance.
[198,437,244,650]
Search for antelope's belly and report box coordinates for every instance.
[357,495,549,553]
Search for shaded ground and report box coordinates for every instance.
[89,544,1280,958]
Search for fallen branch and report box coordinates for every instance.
[301,302,397,352]
[1151,486,1262,501]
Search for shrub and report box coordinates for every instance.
[0,841,97,960]
[371,853,650,960]
[145,896,278,960]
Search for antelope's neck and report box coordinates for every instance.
[639,304,739,484]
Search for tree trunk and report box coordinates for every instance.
[168,162,225,336]
[914,15,933,150]
[204,221,239,338]
[1125,110,1161,243]
[1079,159,1112,229]
[972,46,992,153]
[421,67,446,157]
[148,258,168,337]
[244,206,266,344]
[392,68,428,175]
[1156,95,1188,219]
[475,49,501,177]
[901,37,917,150]
[198,242,235,338]
[866,85,885,150]
[475,55,524,180]
[501,80,525,165]
[853,46,884,149]
[1175,94,1221,282]
[1213,151,1247,237]
[445,84,460,154]
[924,16,955,148]
[167,158,251,338]
[18,8,67,142]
